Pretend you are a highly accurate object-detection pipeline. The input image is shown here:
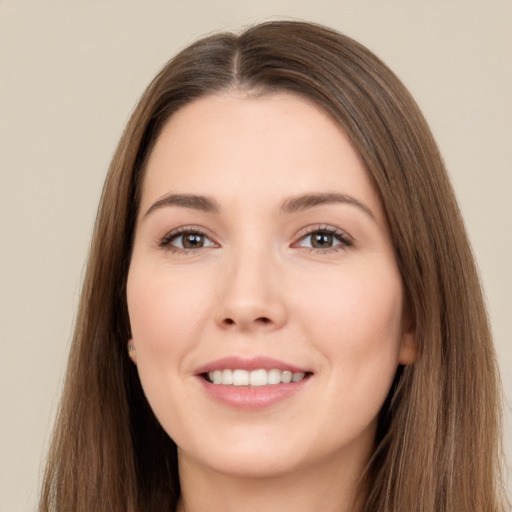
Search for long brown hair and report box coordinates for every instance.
[40,20,507,512]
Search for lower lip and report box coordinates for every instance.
[198,377,310,410]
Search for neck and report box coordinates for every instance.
[176,449,368,512]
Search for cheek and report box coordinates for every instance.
[126,263,215,369]
[296,263,404,376]
[126,264,215,432]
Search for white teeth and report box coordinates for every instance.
[249,369,267,387]
[221,369,233,385]
[292,372,305,382]
[232,369,250,386]
[207,368,307,386]
[267,368,282,385]
[281,370,292,383]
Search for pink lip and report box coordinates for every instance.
[195,356,312,411]
[195,356,310,374]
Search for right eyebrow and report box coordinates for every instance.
[143,193,221,218]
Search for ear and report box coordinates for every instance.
[127,340,137,364]
[398,329,417,365]
[397,298,417,365]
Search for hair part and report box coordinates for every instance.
[40,20,507,512]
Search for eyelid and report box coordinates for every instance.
[158,225,219,252]
[156,223,353,254]
[291,224,354,251]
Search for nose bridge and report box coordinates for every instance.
[215,237,287,331]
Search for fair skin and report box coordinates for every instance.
[127,91,416,512]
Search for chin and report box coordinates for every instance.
[181,447,305,479]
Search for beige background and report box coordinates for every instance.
[1,1,510,510]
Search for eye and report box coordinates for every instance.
[293,226,353,251]
[160,228,217,251]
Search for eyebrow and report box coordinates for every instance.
[280,192,376,221]
[143,191,375,221]
[144,193,221,218]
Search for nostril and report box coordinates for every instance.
[222,316,271,326]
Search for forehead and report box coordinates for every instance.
[140,92,384,222]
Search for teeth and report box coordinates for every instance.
[221,369,233,385]
[207,369,306,386]
[292,372,304,382]
[267,368,282,385]
[281,370,292,383]
[233,369,249,386]
[249,369,267,387]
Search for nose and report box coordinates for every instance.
[214,249,288,333]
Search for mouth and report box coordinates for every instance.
[195,357,312,410]
[202,368,312,387]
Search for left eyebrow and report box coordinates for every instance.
[280,192,376,222]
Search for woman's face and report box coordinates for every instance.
[127,92,415,479]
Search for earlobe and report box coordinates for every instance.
[127,341,137,364]
[398,301,417,365]
[398,330,417,366]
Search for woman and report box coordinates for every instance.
[39,20,507,512]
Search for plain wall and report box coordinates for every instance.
[1,1,510,510]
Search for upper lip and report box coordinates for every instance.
[195,356,311,375]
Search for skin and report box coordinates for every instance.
[126,91,416,512]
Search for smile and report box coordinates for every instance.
[196,357,312,409]
[206,369,307,386]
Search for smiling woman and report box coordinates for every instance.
[39,21,507,512]
[126,93,416,501]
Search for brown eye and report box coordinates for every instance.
[311,232,334,248]
[162,230,216,251]
[294,227,352,251]
[181,233,206,248]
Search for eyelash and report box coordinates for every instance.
[158,226,215,254]
[158,225,353,254]
[292,225,353,253]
